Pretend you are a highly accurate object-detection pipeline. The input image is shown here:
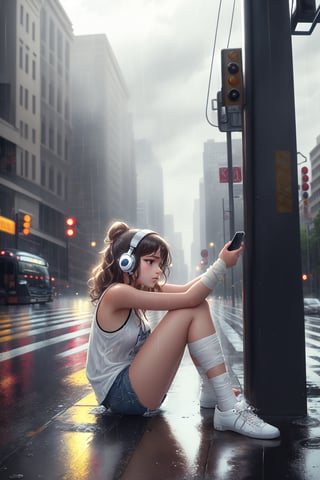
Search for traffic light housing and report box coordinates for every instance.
[200,249,208,267]
[65,217,77,237]
[301,166,309,204]
[221,48,243,107]
[17,212,32,235]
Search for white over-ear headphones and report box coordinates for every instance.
[119,229,155,275]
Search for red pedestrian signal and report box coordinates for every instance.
[65,217,77,237]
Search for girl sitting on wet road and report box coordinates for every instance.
[86,221,280,440]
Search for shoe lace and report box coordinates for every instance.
[234,402,265,426]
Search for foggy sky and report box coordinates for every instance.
[60,0,320,258]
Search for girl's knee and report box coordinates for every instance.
[195,299,210,313]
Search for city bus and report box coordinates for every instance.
[0,249,53,304]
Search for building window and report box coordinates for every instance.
[25,53,29,74]
[24,123,28,139]
[32,22,36,41]
[49,126,54,150]
[41,75,46,99]
[64,100,69,121]
[26,13,29,33]
[32,95,36,114]
[20,151,24,176]
[57,172,62,196]
[65,41,70,69]
[64,138,69,161]
[57,88,62,113]
[41,118,46,145]
[32,128,36,144]
[57,30,63,61]
[64,177,68,201]
[32,59,36,80]
[19,85,23,106]
[24,88,28,109]
[19,46,23,69]
[57,132,62,156]
[49,19,55,51]
[32,155,36,180]
[41,9,46,42]
[49,166,54,191]
[25,151,29,177]
[49,82,54,106]
[20,5,24,25]
[41,162,46,186]
[20,121,23,137]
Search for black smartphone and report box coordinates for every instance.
[227,231,245,251]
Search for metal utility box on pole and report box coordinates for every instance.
[242,0,307,416]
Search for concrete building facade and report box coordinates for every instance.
[0,1,137,294]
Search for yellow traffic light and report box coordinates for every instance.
[221,48,243,107]
[17,212,32,235]
[22,214,32,235]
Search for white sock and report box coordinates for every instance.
[188,334,237,412]
[208,372,237,411]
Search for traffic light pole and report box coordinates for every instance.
[227,131,236,307]
[242,0,307,416]
[66,237,69,283]
[14,213,18,249]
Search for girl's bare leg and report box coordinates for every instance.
[129,300,281,440]
[129,301,225,409]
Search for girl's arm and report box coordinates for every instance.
[107,242,243,312]
[161,240,243,294]
[106,277,211,312]
[161,276,200,293]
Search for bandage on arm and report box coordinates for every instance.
[201,258,227,290]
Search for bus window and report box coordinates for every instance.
[0,259,15,289]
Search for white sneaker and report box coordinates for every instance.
[214,400,280,439]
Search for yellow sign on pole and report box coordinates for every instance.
[275,151,293,214]
[0,216,16,235]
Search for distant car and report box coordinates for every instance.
[304,297,320,315]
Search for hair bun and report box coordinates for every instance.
[105,221,129,244]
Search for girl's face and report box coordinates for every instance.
[135,248,163,288]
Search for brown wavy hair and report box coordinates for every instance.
[88,221,171,303]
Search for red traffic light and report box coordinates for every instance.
[65,217,77,237]
[301,166,309,199]
[66,217,76,227]
[201,249,209,257]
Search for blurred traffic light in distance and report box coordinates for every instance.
[301,166,309,205]
[17,212,32,235]
[65,217,77,237]
[200,249,208,266]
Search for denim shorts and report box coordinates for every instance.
[102,366,148,415]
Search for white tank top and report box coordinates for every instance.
[86,290,151,404]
